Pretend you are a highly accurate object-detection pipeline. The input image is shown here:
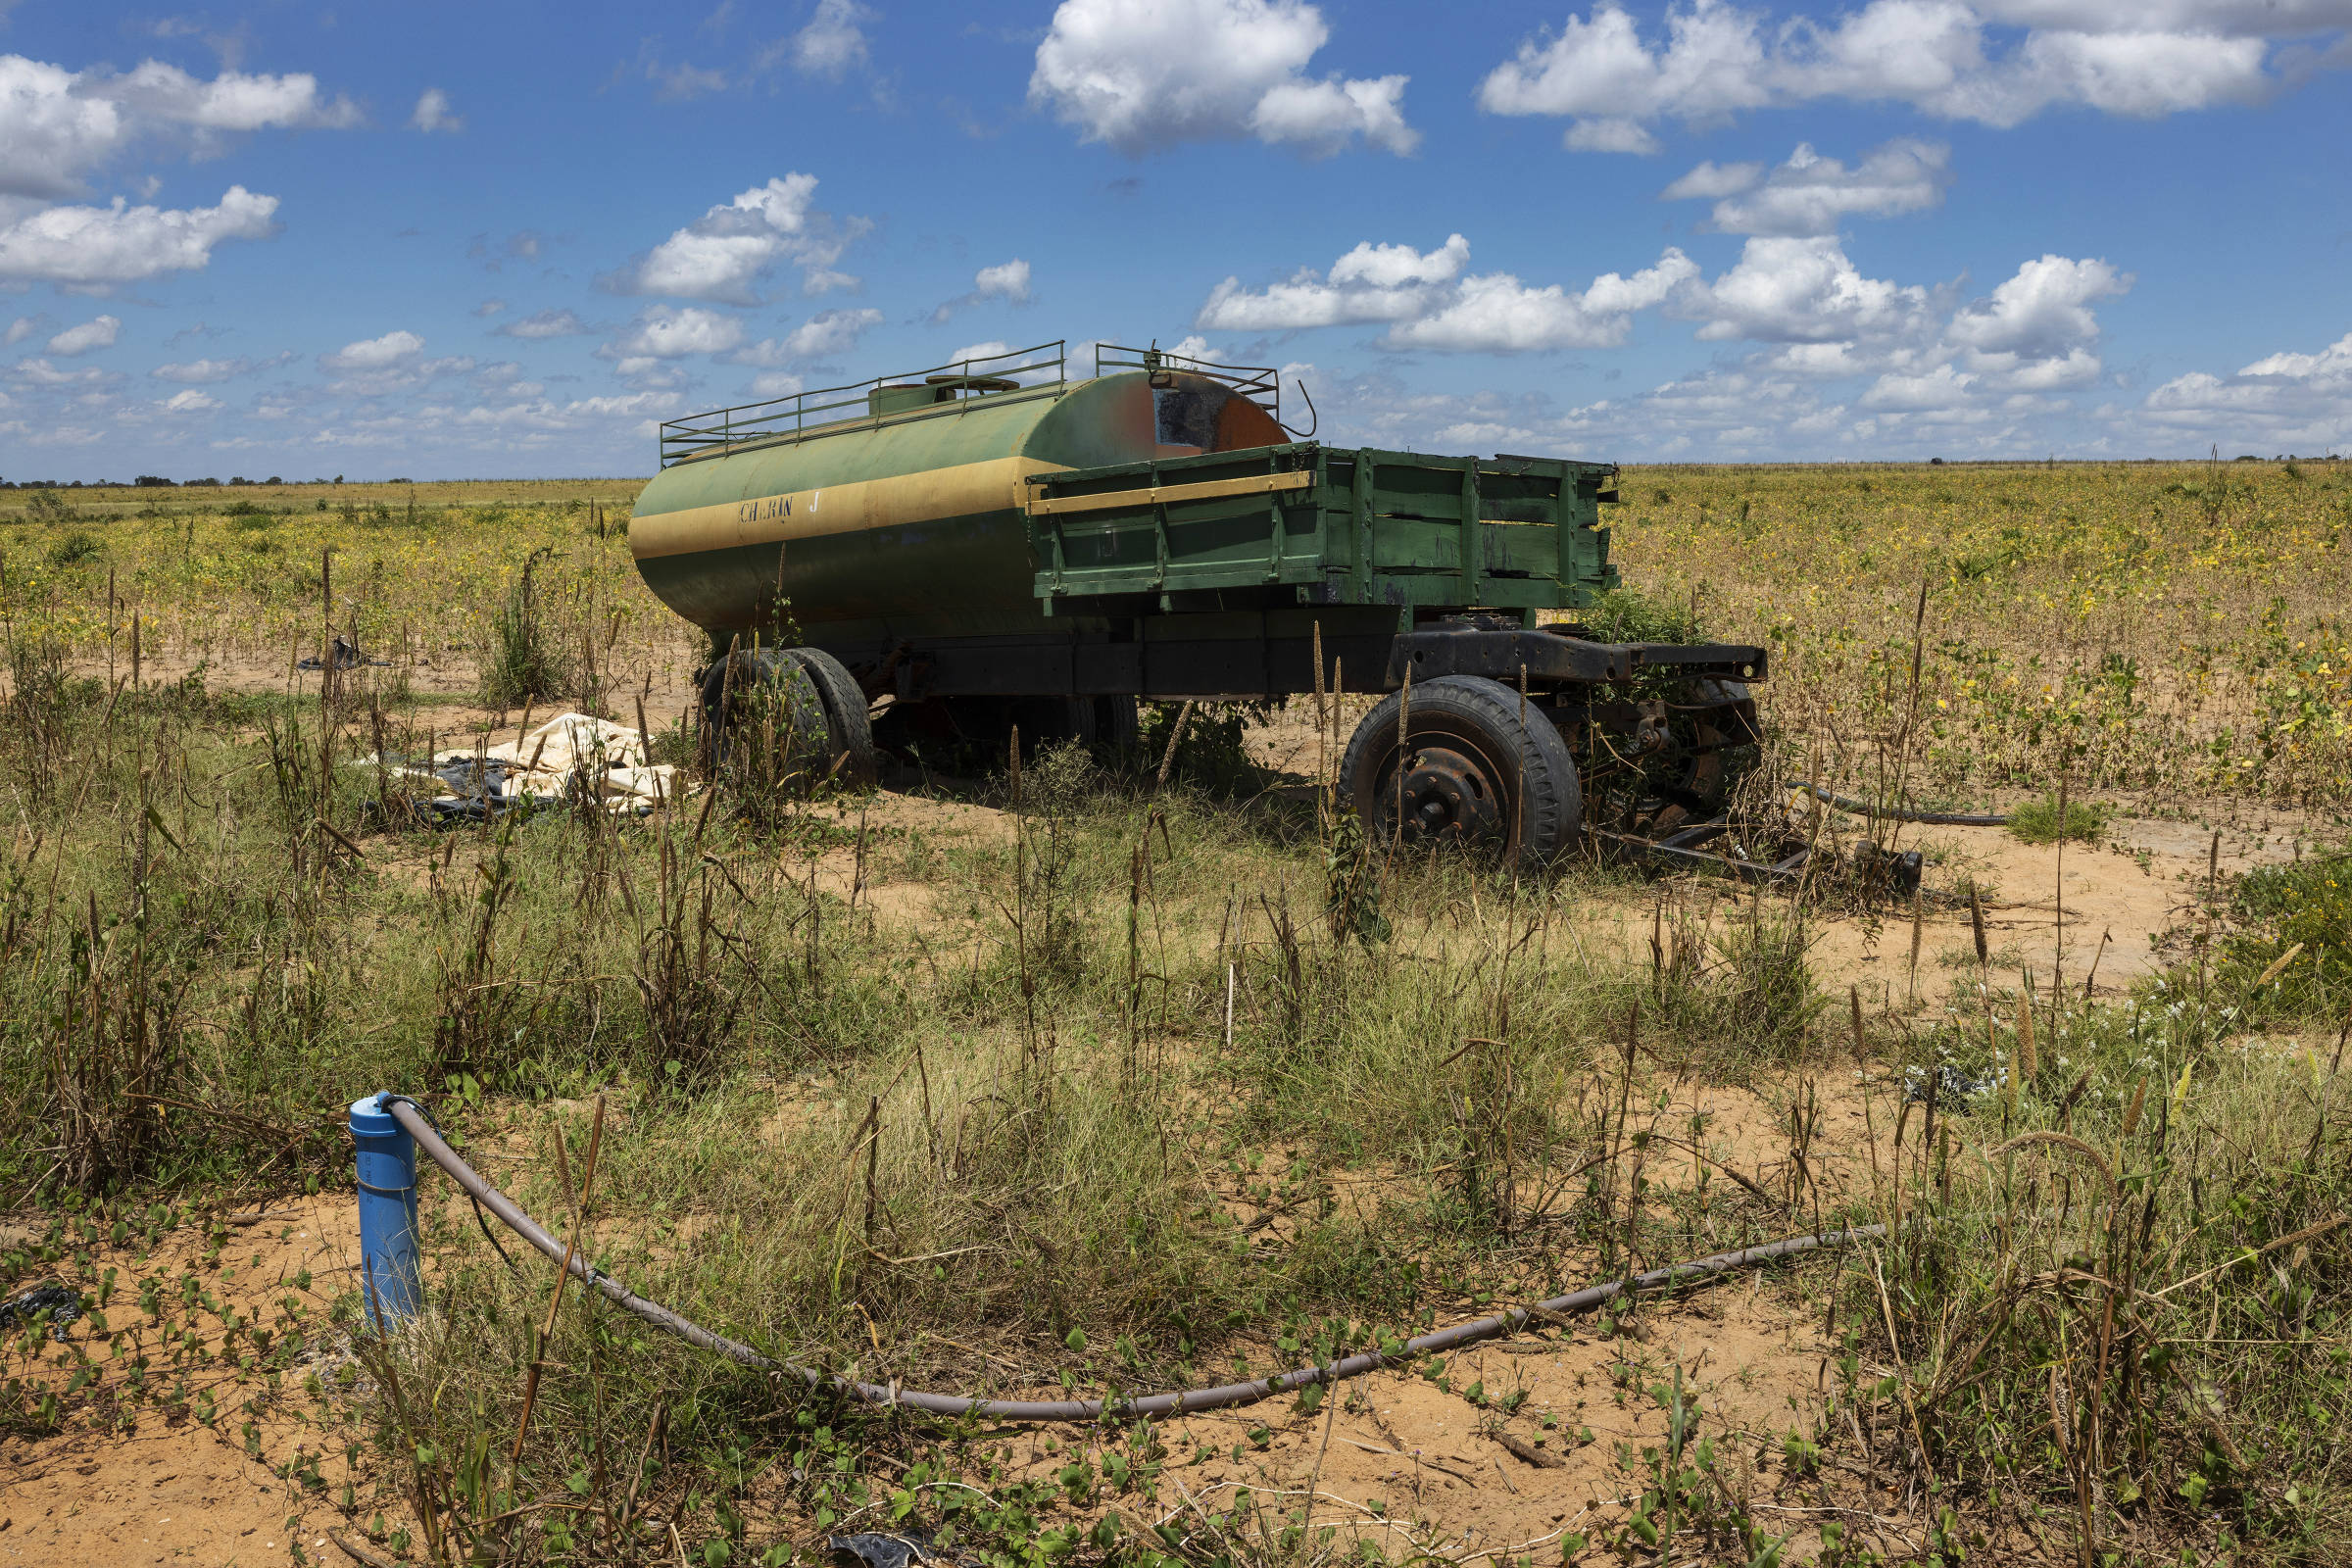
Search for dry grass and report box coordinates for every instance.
[0,478,676,709]
[1612,460,2352,808]
[1,462,2347,1567]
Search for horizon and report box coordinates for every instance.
[17,449,2342,489]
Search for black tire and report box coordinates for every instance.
[1339,674,1581,869]
[699,648,828,791]
[1671,678,1756,811]
[1041,697,1097,749]
[782,646,879,787]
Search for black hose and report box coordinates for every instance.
[387,1094,522,1280]
[386,1100,1882,1422]
[1794,782,2009,827]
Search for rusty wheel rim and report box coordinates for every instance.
[1374,741,1510,847]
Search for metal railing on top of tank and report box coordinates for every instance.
[656,340,1069,466]
[1091,342,1282,430]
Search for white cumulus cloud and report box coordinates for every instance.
[1197,232,1693,351]
[1197,234,1469,330]
[1659,159,1766,200]
[734,307,886,366]
[1476,0,2328,151]
[95,61,361,133]
[1984,2,2352,24]
[1859,361,1984,413]
[1656,239,2127,416]
[1029,0,1418,156]
[2138,327,2352,449]
[0,54,359,200]
[0,55,126,198]
[1385,253,1700,352]
[161,387,220,413]
[607,307,746,362]
[46,315,121,356]
[323,330,425,371]
[0,186,278,287]
[1672,235,1937,345]
[1331,234,1471,289]
[793,0,874,79]
[6,357,109,387]
[2240,332,2352,380]
[1682,139,1953,236]
[411,88,463,133]
[1477,2,1773,140]
[1566,117,1666,154]
[1842,252,2128,412]
[603,174,869,304]
[974,259,1032,303]
[932,260,1036,324]
[1945,253,2132,360]
[1249,74,1414,156]
[0,52,361,201]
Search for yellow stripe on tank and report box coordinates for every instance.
[629,456,1065,561]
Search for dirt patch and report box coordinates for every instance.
[1573,804,2332,1021]
[1,1196,368,1568]
[967,1274,1841,1564]
[3,1422,332,1568]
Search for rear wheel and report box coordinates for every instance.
[781,647,879,787]
[699,649,829,796]
[1338,674,1581,870]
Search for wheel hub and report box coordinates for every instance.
[1385,746,1504,841]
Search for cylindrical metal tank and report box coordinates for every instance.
[629,370,1283,643]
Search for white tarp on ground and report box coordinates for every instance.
[366,710,688,814]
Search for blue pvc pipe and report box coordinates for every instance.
[349,1093,420,1327]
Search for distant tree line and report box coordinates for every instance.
[0,474,339,489]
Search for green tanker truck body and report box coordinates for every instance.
[629,343,1641,695]
[631,345,1291,646]
[633,343,1787,877]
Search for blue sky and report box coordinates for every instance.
[2,0,2347,479]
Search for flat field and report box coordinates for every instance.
[2,462,2347,1568]
[5,459,2346,803]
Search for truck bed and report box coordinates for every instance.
[1020,442,1620,621]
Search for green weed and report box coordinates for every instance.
[2005,793,2110,844]
[2222,846,2352,1023]
[479,547,574,708]
[45,529,101,566]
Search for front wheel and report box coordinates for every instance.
[1668,677,1758,813]
[1338,674,1581,870]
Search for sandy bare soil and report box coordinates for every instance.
[1,1198,364,1568]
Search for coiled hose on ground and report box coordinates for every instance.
[1792,783,2010,828]
[384,1100,1882,1422]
